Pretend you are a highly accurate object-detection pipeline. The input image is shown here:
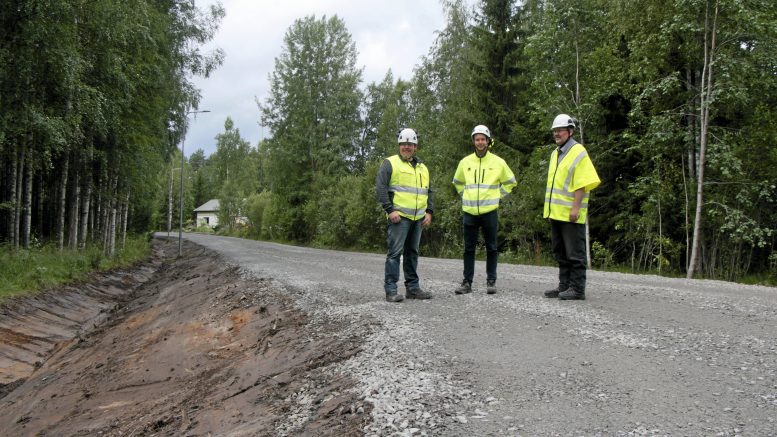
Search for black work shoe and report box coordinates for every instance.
[385,293,404,303]
[454,280,472,295]
[486,280,497,294]
[543,286,567,298]
[407,289,432,299]
[558,288,586,300]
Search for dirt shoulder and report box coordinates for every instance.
[178,232,777,436]
[3,234,776,436]
[0,239,370,436]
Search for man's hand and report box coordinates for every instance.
[388,211,401,224]
[569,207,580,223]
[570,188,584,222]
[421,212,432,227]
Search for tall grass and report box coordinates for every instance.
[0,235,151,301]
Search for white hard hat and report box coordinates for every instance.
[397,128,418,145]
[551,114,576,130]
[471,125,491,139]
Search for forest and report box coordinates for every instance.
[2,0,776,283]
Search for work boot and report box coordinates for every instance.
[543,286,567,298]
[406,288,433,300]
[385,293,404,303]
[486,280,497,294]
[454,280,472,295]
[558,288,586,300]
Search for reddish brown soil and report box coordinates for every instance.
[0,240,370,436]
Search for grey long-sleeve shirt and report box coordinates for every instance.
[375,156,434,216]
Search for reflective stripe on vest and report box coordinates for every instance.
[544,144,595,223]
[387,155,429,220]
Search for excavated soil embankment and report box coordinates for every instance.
[0,239,369,436]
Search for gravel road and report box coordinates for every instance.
[179,232,777,436]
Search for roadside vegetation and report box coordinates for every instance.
[2,1,775,287]
[173,3,776,286]
[0,1,222,299]
[0,236,150,301]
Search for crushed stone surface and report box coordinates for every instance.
[1,233,776,436]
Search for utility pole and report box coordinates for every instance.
[168,167,173,237]
[179,110,210,257]
[167,167,180,237]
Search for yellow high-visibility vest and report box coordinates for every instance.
[544,143,600,223]
[452,152,516,216]
[387,155,430,220]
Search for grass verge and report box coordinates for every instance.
[0,235,151,302]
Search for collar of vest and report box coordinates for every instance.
[393,154,422,165]
[558,138,578,154]
[467,151,498,161]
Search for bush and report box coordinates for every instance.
[591,241,614,268]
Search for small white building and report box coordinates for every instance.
[194,199,220,228]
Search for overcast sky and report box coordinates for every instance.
[186,0,468,158]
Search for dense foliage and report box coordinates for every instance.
[0,0,224,254]
[245,2,776,283]
[4,1,775,283]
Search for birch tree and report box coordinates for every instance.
[260,15,363,241]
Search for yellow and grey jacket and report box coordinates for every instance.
[376,155,433,221]
[543,138,600,223]
[452,151,516,215]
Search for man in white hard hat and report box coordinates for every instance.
[543,114,600,300]
[452,125,516,295]
[375,128,434,302]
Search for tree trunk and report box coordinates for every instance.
[79,145,94,248]
[121,190,130,249]
[79,178,92,249]
[681,155,690,273]
[93,173,101,243]
[22,145,33,249]
[108,202,117,256]
[100,173,110,251]
[14,146,26,249]
[68,161,80,249]
[8,146,18,248]
[36,171,44,241]
[687,0,718,279]
[105,173,119,256]
[89,190,96,245]
[98,175,104,248]
[57,152,70,251]
[657,163,662,275]
[686,69,697,182]
[572,37,592,270]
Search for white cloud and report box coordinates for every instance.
[186,0,459,157]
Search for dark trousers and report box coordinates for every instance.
[550,219,587,292]
[462,210,498,283]
[384,217,423,294]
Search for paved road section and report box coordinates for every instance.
[178,233,776,436]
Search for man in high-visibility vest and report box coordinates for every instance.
[452,125,517,295]
[375,128,434,302]
[543,114,600,300]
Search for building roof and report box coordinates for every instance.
[194,199,220,213]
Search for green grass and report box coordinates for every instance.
[0,235,151,301]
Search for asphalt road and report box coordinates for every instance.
[179,232,777,436]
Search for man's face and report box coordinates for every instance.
[473,134,489,152]
[553,127,571,146]
[399,142,417,160]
